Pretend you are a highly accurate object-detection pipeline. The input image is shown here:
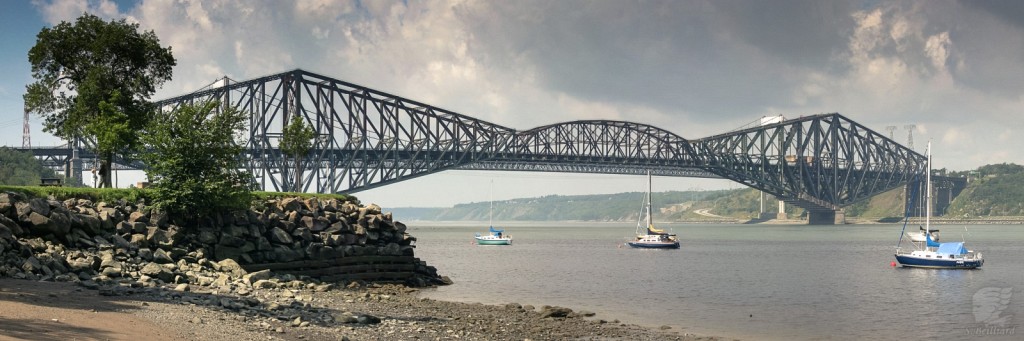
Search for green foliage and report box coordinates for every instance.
[845,187,904,218]
[0,185,152,204]
[280,114,315,190]
[977,163,1024,176]
[24,13,175,187]
[0,147,57,186]
[86,91,136,158]
[253,191,355,203]
[141,101,252,223]
[947,172,1024,217]
[280,114,315,159]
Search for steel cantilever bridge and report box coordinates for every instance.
[34,69,929,224]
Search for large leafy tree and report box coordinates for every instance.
[24,13,175,188]
[141,101,252,223]
[280,114,315,192]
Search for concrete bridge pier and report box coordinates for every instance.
[808,209,846,225]
[776,201,788,220]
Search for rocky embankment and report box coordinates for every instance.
[0,191,444,286]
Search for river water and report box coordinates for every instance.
[409,222,1024,340]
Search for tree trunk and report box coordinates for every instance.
[294,157,303,193]
[100,153,113,188]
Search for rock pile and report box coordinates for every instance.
[0,191,446,288]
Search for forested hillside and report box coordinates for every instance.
[0,147,57,186]
[946,163,1024,216]
[393,163,1023,222]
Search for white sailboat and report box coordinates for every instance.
[626,171,680,249]
[475,180,512,245]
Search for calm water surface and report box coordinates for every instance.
[409,222,1024,340]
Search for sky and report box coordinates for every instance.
[1,0,1022,208]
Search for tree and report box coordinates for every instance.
[24,13,175,188]
[280,114,315,192]
[0,147,57,186]
[141,101,252,223]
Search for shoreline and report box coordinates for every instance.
[0,278,733,341]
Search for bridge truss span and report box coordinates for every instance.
[20,68,922,220]
[695,114,926,210]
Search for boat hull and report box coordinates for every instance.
[475,237,512,245]
[894,254,983,269]
[627,241,680,249]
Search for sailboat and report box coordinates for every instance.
[626,171,680,249]
[475,181,512,245]
[894,142,982,269]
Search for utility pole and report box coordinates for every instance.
[885,126,897,140]
[904,124,916,150]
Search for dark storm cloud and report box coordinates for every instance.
[959,0,1024,30]
[945,1,1024,98]
[455,0,861,122]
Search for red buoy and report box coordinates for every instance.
[890,261,897,267]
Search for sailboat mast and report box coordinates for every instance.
[647,170,653,228]
[489,180,493,228]
[925,142,931,234]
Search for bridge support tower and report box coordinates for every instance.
[776,201,788,220]
[808,209,845,225]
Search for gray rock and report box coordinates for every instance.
[278,197,302,212]
[149,209,168,228]
[153,248,175,264]
[100,265,123,277]
[22,256,42,273]
[26,198,51,217]
[252,279,279,289]
[47,211,71,236]
[540,306,574,318]
[268,227,293,244]
[146,227,173,250]
[0,214,23,236]
[243,269,272,284]
[77,214,101,235]
[198,229,219,244]
[356,314,381,324]
[128,211,148,224]
[216,258,247,278]
[140,262,170,280]
[26,212,54,234]
[116,221,134,235]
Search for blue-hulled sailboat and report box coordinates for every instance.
[894,142,983,269]
[627,171,679,249]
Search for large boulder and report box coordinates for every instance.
[267,227,293,245]
[278,197,303,212]
[0,214,24,236]
[140,262,174,282]
[146,227,173,250]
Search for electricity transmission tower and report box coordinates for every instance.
[904,124,916,150]
[23,105,31,148]
[885,126,897,140]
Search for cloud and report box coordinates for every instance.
[34,0,120,24]
[27,0,1024,172]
